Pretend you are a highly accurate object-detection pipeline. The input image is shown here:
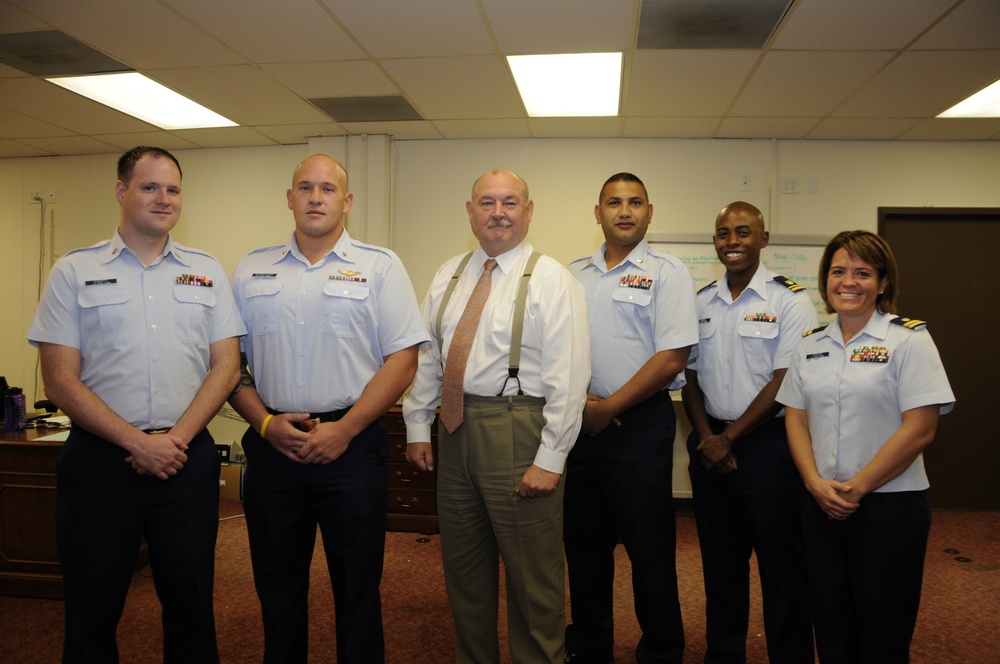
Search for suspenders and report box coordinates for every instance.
[434,251,542,396]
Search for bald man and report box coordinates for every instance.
[404,169,590,663]
[681,202,817,663]
[229,154,427,663]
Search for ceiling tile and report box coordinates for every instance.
[482,0,632,54]
[434,119,532,139]
[91,131,202,151]
[7,0,245,69]
[0,138,54,157]
[169,126,280,149]
[17,134,124,155]
[527,117,624,138]
[252,123,347,145]
[0,106,76,138]
[772,0,957,50]
[913,0,1000,50]
[835,50,1000,118]
[624,116,722,138]
[627,50,759,116]
[261,61,399,98]
[337,120,443,140]
[731,51,893,116]
[320,0,492,58]
[806,117,920,140]
[715,116,819,139]
[381,56,522,120]
[898,117,1000,140]
[160,0,364,62]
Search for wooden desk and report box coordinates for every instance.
[383,406,439,533]
[0,427,64,598]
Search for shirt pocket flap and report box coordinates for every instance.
[738,321,779,340]
[244,280,283,299]
[323,281,370,301]
[173,285,218,307]
[78,286,130,309]
[698,321,718,340]
[611,287,652,307]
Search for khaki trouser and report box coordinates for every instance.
[437,394,565,664]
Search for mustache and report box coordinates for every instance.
[486,219,512,229]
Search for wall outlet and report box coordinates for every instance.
[28,188,41,204]
[780,176,800,194]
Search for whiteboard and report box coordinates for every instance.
[648,235,833,325]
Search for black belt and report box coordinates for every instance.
[708,416,735,429]
[266,407,350,423]
[708,415,784,431]
[144,427,171,434]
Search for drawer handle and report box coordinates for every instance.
[394,496,419,508]
[394,470,418,483]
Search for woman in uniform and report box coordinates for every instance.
[776,230,955,664]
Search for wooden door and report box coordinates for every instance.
[879,208,1000,509]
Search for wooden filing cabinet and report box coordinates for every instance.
[383,406,439,533]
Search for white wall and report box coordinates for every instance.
[4,137,1000,495]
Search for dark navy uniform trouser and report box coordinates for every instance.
[56,425,221,663]
[564,391,685,664]
[686,416,814,664]
[241,413,388,664]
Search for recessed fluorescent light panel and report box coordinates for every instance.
[47,72,238,129]
[507,53,622,117]
[938,79,1000,118]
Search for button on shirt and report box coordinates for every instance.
[232,230,427,414]
[569,239,698,397]
[27,231,247,430]
[689,264,818,421]
[776,310,955,492]
[403,241,591,474]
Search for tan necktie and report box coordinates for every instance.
[440,258,498,434]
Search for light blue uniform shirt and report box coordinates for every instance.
[569,239,698,397]
[776,310,955,492]
[689,264,818,421]
[232,230,427,414]
[28,231,246,430]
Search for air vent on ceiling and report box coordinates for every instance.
[0,30,130,76]
[309,95,423,123]
[637,0,792,50]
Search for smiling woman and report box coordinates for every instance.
[776,229,956,663]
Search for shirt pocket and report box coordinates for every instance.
[611,287,653,339]
[322,281,370,339]
[737,321,779,374]
[696,320,719,372]
[173,285,218,346]
[78,286,133,349]
[243,280,283,337]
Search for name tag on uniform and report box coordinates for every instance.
[805,352,829,360]
[84,278,117,286]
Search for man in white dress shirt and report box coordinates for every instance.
[404,168,590,663]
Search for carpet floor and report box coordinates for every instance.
[2,502,997,663]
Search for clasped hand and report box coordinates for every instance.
[262,413,351,464]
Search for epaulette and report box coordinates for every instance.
[64,239,111,257]
[568,256,592,268]
[246,244,285,256]
[891,317,927,330]
[802,325,828,337]
[773,275,806,292]
[697,280,717,294]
